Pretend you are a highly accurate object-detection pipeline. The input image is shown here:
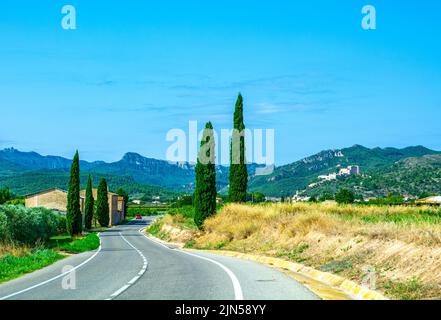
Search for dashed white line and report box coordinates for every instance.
[107,232,148,300]
[138,227,244,300]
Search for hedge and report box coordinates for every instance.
[0,205,64,244]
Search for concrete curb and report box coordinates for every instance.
[195,250,387,300]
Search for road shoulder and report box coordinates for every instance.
[142,230,386,300]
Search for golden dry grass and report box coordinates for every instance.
[0,242,32,257]
[189,203,441,299]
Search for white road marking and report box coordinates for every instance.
[107,231,148,300]
[110,284,130,297]
[0,233,102,301]
[178,250,244,300]
[138,227,244,300]
[128,276,140,285]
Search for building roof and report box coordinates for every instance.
[26,188,85,199]
[25,188,67,198]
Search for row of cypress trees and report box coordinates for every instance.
[66,151,110,236]
[193,93,248,228]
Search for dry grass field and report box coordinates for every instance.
[157,203,441,299]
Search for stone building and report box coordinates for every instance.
[25,188,125,226]
[25,189,85,213]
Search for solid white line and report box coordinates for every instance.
[178,250,244,300]
[138,228,171,250]
[128,276,140,285]
[138,227,244,300]
[0,233,102,301]
[110,284,130,297]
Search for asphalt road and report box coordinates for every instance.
[0,217,319,300]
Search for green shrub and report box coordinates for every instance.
[127,206,167,217]
[55,215,67,234]
[0,211,7,241]
[168,206,194,219]
[0,205,61,244]
[335,189,355,204]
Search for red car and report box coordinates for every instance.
[135,214,142,220]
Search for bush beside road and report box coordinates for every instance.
[0,205,101,283]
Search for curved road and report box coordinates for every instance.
[0,218,319,300]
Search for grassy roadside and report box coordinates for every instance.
[148,203,441,300]
[0,232,101,283]
[0,249,64,284]
[46,232,100,254]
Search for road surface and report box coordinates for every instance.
[0,218,319,300]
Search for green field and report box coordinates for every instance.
[127,205,168,217]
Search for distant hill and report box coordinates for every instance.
[0,148,262,197]
[248,145,441,196]
[302,154,441,198]
[0,148,102,171]
[2,145,440,199]
[0,148,190,197]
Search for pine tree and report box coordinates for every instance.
[229,93,248,202]
[66,151,82,235]
[84,175,94,229]
[96,178,109,227]
[194,122,217,229]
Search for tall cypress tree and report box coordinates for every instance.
[66,151,82,235]
[96,178,110,227]
[84,175,94,229]
[194,122,217,229]
[229,93,248,202]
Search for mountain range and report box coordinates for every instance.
[1,145,440,199]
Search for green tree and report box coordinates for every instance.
[96,178,109,227]
[194,122,217,229]
[116,188,129,219]
[335,189,355,204]
[84,175,94,229]
[247,192,266,203]
[0,187,11,205]
[66,151,82,235]
[319,193,335,202]
[229,93,248,202]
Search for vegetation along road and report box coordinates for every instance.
[0,217,318,300]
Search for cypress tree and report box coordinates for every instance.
[66,151,82,235]
[229,93,248,202]
[84,175,94,229]
[96,178,110,227]
[194,122,217,229]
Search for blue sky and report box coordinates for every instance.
[0,0,440,165]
